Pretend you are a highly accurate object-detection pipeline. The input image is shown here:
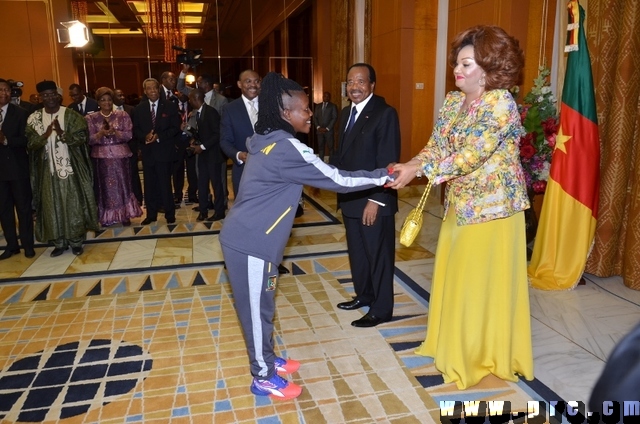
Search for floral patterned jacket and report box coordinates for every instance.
[415,89,530,225]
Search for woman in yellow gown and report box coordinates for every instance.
[387,25,534,389]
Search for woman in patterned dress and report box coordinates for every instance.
[86,87,142,227]
[387,26,534,389]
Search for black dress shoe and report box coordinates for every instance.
[24,248,36,258]
[141,217,156,225]
[337,298,370,310]
[186,198,198,205]
[192,206,201,211]
[196,213,208,222]
[277,264,290,274]
[0,249,20,260]
[206,213,225,222]
[351,313,392,328]
[71,246,84,256]
[50,247,68,257]
[166,217,176,224]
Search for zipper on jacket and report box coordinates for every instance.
[266,206,292,234]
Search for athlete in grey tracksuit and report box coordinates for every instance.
[219,128,391,381]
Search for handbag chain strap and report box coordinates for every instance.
[414,180,433,214]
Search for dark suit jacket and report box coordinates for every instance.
[160,85,179,105]
[17,100,36,115]
[133,99,181,163]
[334,94,400,218]
[70,97,99,116]
[0,103,29,181]
[119,104,137,152]
[220,97,254,164]
[313,101,338,133]
[195,104,223,164]
[121,104,135,116]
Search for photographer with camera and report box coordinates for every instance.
[7,80,35,114]
[177,65,228,114]
[173,92,198,206]
[184,88,224,222]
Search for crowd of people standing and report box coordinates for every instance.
[0,68,253,258]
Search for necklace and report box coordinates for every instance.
[100,110,113,118]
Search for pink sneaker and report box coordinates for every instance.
[275,356,301,374]
[250,374,303,400]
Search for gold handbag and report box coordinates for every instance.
[399,180,433,247]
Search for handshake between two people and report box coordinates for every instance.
[385,158,423,189]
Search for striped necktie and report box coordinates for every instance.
[151,103,156,127]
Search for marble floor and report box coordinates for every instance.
[1,180,639,421]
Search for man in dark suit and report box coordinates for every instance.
[220,69,261,199]
[159,71,178,104]
[313,91,338,161]
[334,63,401,327]
[186,89,224,221]
[16,98,36,115]
[69,83,98,116]
[173,92,198,205]
[0,79,35,259]
[114,88,142,205]
[133,78,181,225]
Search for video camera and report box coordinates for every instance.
[172,46,203,68]
[183,124,201,156]
[7,80,24,98]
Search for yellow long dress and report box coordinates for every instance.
[415,206,534,389]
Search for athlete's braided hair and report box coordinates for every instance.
[254,72,304,136]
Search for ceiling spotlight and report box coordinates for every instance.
[185,74,196,84]
[57,20,90,48]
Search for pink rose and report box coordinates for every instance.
[547,133,556,148]
[532,180,547,194]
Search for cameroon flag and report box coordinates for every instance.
[528,0,600,290]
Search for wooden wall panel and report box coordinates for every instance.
[0,0,76,98]
[411,0,439,162]
[371,0,409,156]
[370,0,439,163]
[447,0,556,95]
[77,62,142,98]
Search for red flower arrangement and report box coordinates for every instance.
[516,67,559,194]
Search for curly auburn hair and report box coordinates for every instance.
[448,25,524,90]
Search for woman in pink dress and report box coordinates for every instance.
[86,87,142,226]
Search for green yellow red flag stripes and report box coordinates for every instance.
[528,0,600,290]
